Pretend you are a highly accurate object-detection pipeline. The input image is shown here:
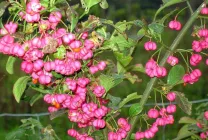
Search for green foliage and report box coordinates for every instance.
[29,93,43,106]
[118,92,142,108]
[0,1,9,17]
[13,76,30,103]
[53,45,66,59]
[167,65,185,85]
[129,103,143,117]
[175,91,192,115]
[107,94,121,109]
[6,56,17,75]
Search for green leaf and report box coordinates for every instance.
[30,94,43,106]
[154,0,186,20]
[117,61,126,74]
[111,34,135,51]
[179,117,198,124]
[13,76,30,103]
[175,91,192,115]
[70,13,79,32]
[81,0,101,12]
[96,26,108,39]
[99,74,124,92]
[40,0,49,8]
[99,0,108,9]
[114,52,132,67]
[134,20,145,27]
[0,1,9,17]
[5,128,25,140]
[148,23,164,34]
[91,130,104,137]
[6,56,17,74]
[129,64,145,73]
[119,92,142,108]
[107,94,121,109]
[115,21,132,32]
[167,65,185,85]
[20,118,43,129]
[30,86,52,94]
[173,125,194,140]
[124,72,140,84]
[137,28,145,40]
[53,45,66,59]
[52,71,63,79]
[129,103,143,117]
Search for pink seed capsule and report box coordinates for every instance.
[67,129,78,137]
[167,92,176,101]
[190,54,202,66]
[148,109,159,119]
[167,56,179,66]
[204,111,208,120]
[144,41,157,51]
[166,104,176,114]
[168,20,182,31]
[201,7,208,15]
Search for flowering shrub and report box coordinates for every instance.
[1,0,208,139]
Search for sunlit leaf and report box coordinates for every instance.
[129,103,143,117]
[167,65,185,85]
[13,76,30,103]
[119,92,142,108]
[6,56,16,74]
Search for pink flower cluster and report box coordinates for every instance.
[168,20,182,31]
[135,92,176,140]
[68,129,94,140]
[145,59,167,78]
[192,29,208,52]
[108,118,131,140]
[89,61,107,74]
[20,0,44,23]
[182,69,202,84]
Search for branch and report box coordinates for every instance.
[125,1,206,140]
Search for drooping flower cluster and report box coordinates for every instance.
[108,118,131,140]
[135,92,176,140]
[145,59,167,78]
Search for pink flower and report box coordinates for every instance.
[166,104,176,114]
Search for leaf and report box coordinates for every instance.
[129,64,145,73]
[111,34,135,51]
[173,125,194,140]
[137,28,145,40]
[167,65,185,85]
[0,1,9,17]
[148,23,164,34]
[115,21,132,32]
[30,86,52,94]
[154,0,186,20]
[96,26,108,39]
[117,62,126,74]
[129,103,143,117]
[175,91,192,115]
[20,118,43,129]
[179,117,198,124]
[51,71,63,79]
[99,74,124,92]
[81,0,101,12]
[30,94,43,106]
[91,130,104,137]
[134,20,145,27]
[107,94,121,109]
[99,0,108,9]
[5,128,25,140]
[13,76,30,103]
[124,72,140,84]
[119,92,142,108]
[114,52,132,67]
[6,56,17,74]
[53,45,66,59]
